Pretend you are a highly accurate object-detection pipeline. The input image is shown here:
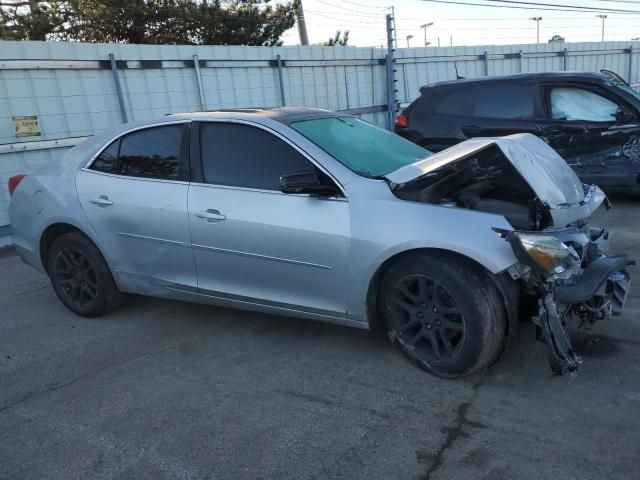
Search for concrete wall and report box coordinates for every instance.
[1,39,640,228]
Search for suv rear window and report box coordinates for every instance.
[473,84,534,120]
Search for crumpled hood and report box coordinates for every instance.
[385,133,586,208]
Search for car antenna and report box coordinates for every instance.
[454,62,464,80]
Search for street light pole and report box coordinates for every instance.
[420,22,434,47]
[406,34,413,48]
[530,17,542,43]
[596,14,607,42]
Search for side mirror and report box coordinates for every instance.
[279,171,339,196]
[615,109,637,125]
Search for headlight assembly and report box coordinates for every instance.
[494,228,582,276]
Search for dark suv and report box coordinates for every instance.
[396,71,640,193]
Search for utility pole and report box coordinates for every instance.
[530,17,542,43]
[296,0,309,45]
[385,14,398,129]
[597,14,607,42]
[420,22,434,47]
[450,35,453,46]
[391,6,398,50]
[406,34,413,48]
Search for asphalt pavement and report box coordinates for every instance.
[1,200,639,480]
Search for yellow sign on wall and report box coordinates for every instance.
[12,116,41,137]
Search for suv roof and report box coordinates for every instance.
[421,71,610,91]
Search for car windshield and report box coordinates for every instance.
[290,116,431,178]
[612,80,640,104]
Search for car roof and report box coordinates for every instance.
[165,107,340,125]
[421,71,611,91]
[82,107,340,148]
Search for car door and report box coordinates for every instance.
[188,120,351,318]
[76,122,197,288]
[539,84,640,188]
[463,82,542,138]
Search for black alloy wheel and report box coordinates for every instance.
[53,247,100,308]
[47,231,124,317]
[389,274,466,362]
[380,253,506,378]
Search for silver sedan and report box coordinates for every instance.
[8,108,632,377]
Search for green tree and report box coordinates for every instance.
[324,30,349,46]
[548,34,565,44]
[0,0,68,40]
[1,0,296,45]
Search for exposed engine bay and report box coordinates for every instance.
[387,135,634,375]
[392,145,552,230]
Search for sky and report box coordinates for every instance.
[279,0,640,47]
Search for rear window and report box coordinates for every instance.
[473,84,535,120]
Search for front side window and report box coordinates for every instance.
[473,84,535,120]
[290,117,430,178]
[200,123,316,190]
[90,124,184,180]
[550,87,621,122]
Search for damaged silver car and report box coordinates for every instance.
[8,108,632,377]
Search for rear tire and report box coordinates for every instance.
[47,232,124,317]
[380,253,506,378]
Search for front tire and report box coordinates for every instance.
[380,253,506,378]
[47,232,124,317]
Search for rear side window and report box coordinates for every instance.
[90,125,185,180]
[473,84,534,119]
[92,139,119,174]
[200,123,314,190]
[430,89,472,115]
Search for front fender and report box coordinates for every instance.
[347,197,519,322]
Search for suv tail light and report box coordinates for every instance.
[395,114,408,129]
[8,174,26,196]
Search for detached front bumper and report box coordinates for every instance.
[533,254,633,375]
[498,224,634,375]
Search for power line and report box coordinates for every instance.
[305,9,385,24]
[478,0,640,14]
[340,0,390,10]
[419,0,640,13]
[314,0,384,17]
[587,0,640,3]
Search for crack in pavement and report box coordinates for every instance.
[417,378,487,480]
[0,345,176,415]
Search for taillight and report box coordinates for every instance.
[8,174,26,196]
[395,114,408,129]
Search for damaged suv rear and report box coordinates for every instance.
[385,132,632,374]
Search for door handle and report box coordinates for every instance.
[196,209,226,222]
[89,195,113,207]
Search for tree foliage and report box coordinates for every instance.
[324,30,349,46]
[548,34,565,44]
[0,1,68,40]
[0,0,296,45]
